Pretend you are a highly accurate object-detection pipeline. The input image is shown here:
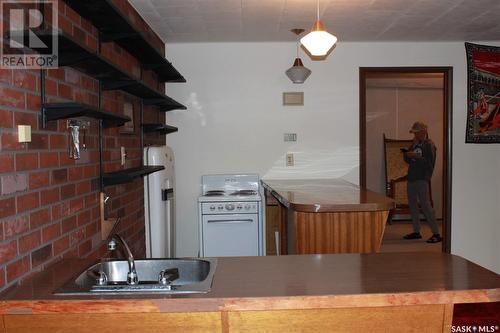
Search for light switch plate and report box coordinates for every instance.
[17,125,31,143]
[120,147,126,166]
[286,153,294,167]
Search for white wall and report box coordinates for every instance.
[165,41,500,273]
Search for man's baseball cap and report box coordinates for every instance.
[409,121,428,133]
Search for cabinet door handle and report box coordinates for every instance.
[207,219,253,224]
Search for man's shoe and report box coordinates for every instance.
[426,234,442,243]
[403,232,422,240]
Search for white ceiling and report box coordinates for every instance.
[129,0,500,43]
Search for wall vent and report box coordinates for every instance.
[284,133,297,142]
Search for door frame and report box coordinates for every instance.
[359,67,453,253]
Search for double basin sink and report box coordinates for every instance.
[55,258,217,295]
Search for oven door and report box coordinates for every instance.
[202,213,259,257]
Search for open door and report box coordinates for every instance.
[359,67,452,253]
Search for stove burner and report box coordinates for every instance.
[204,190,226,196]
[230,190,257,196]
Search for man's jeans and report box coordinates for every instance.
[407,180,439,235]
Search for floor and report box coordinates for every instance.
[379,220,443,253]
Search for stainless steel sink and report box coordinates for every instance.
[55,258,217,295]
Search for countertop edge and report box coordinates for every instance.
[261,179,394,213]
[1,289,498,314]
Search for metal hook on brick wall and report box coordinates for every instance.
[67,119,90,159]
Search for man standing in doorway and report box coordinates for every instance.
[403,121,442,243]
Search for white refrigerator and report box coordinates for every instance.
[143,145,175,258]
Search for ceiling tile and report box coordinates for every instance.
[130,0,500,42]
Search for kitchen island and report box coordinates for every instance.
[0,253,498,332]
[261,179,394,255]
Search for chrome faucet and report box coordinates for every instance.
[108,234,138,285]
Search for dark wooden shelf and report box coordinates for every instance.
[63,0,186,83]
[101,80,186,112]
[142,123,178,135]
[144,63,186,83]
[35,31,186,112]
[42,102,130,128]
[37,30,131,82]
[103,166,164,187]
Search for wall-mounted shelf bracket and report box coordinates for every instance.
[102,165,164,187]
[142,123,178,135]
[41,102,131,129]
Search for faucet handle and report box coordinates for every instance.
[127,270,138,285]
[96,271,108,286]
[107,239,117,251]
[158,268,179,285]
[86,270,108,286]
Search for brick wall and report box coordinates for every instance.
[0,0,167,292]
[110,0,165,55]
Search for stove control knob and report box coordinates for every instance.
[225,203,235,211]
[209,205,216,211]
[236,205,242,210]
[244,204,251,210]
[218,205,223,210]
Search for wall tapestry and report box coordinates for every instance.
[465,42,500,143]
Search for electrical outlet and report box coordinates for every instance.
[120,146,127,166]
[286,153,294,167]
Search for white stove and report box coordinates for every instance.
[198,174,263,257]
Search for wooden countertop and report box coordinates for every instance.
[261,179,394,212]
[0,253,498,314]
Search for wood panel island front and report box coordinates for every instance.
[0,253,498,333]
[261,179,395,255]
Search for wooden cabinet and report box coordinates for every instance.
[293,210,389,254]
[227,305,453,333]
[2,312,220,333]
[265,191,389,255]
[1,304,453,333]
[262,179,393,255]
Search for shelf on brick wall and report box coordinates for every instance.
[101,80,186,112]
[103,166,165,187]
[35,31,186,112]
[42,102,130,128]
[36,30,131,81]
[142,123,178,135]
[63,0,186,83]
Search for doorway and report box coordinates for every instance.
[359,67,452,253]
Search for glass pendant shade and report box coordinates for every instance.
[300,20,337,56]
[286,58,311,84]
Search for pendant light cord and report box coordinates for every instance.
[296,35,299,57]
[317,0,320,20]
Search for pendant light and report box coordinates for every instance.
[285,28,312,84]
[300,0,337,57]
